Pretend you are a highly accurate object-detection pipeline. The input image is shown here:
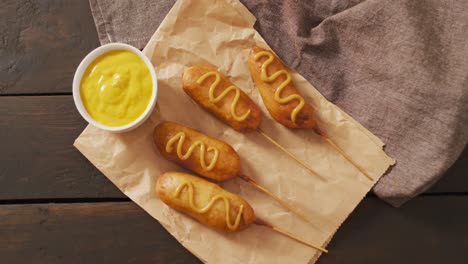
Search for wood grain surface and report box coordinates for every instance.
[0,197,466,264]
[0,0,99,95]
[319,196,468,264]
[426,146,468,193]
[0,202,199,264]
[0,96,123,200]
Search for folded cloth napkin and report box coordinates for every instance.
[88,0,468,207]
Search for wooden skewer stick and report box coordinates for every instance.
[254,218,328,253]
[256,128,327,181]
[239,174,310,222]
[322,135,374,181]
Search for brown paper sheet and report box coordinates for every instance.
[74,0,395,263]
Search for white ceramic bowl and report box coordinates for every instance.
[72,43,158,132]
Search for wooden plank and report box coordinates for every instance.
[0,96,466,200]
[0,202,199,264]
[426,146,468,193]
[0,0,99,95]
[319,196,468,264]
[0,96,123,199]
[0,197,466,263]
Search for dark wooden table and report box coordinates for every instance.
[1,1,467,263]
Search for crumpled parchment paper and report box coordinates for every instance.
[74,0,394,263]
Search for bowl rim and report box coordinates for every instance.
[72,42,158,133]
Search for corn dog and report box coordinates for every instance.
[157,171,254,232]
[154,121,310,221]
[156,171,328,252]
[248,46,374,180]
[182,65,262,132]
[154,121,240,181]
[248,46,316,129]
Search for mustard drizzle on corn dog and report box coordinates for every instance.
[166,132,219,171]
[197,71,251,122]
[254,51,305,123]
[173,180,244,231]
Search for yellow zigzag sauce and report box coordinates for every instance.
[173,181,244,231]
[196,71,251,121]
[166,132,219,171]
[254,51,305,123]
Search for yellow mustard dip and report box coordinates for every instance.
[80,50,153,127]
